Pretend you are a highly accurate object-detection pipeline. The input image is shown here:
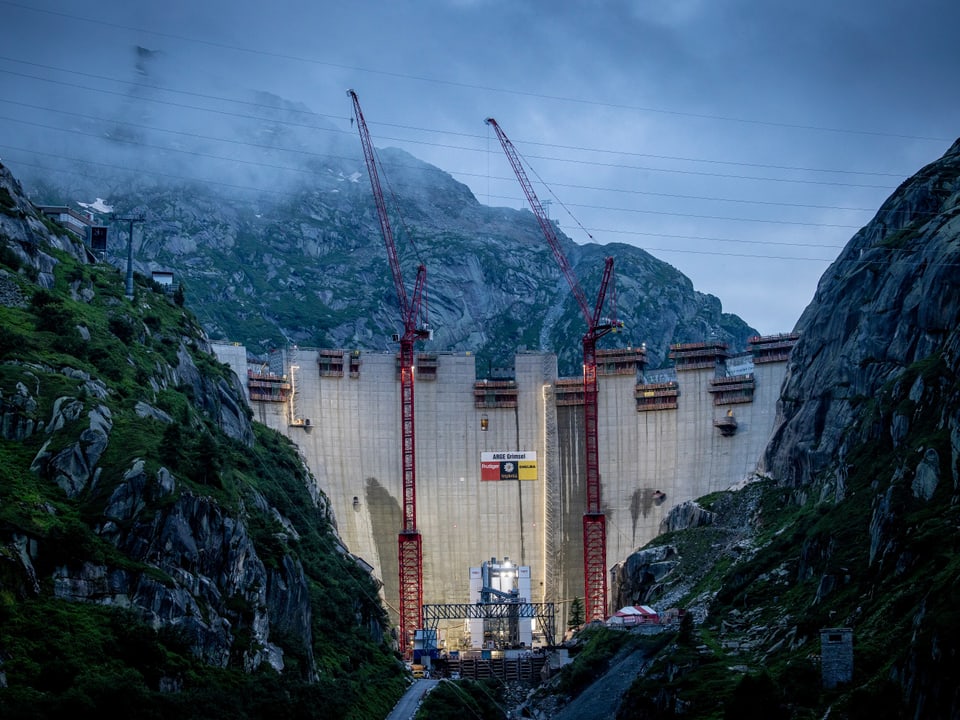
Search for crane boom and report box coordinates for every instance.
[349,90,428,657]
[349,90,411,320]
[486,117,619,623]
[485,119,593,327]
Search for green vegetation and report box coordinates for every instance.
[878,223,923,249]
[0,186,19,216]
[603,350,960,719]
[415,679,506,720]
[0,229,405,718]
[0,599,371,720]
[567,596,585,629]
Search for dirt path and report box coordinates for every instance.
[551,647,648,720]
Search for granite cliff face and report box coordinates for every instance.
[0,162,404,717]
[763,138,960,486]
[1,161,309,671]
[581,140,960,720]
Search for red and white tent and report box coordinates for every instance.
[607,605,659,626]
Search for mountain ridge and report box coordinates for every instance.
[10,92,758,376]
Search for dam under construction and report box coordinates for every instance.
[213,334,797,649]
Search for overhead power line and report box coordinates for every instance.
[0,0,953,144]
[12,151,958,267]
[0,78,904,193]
[0,57,920,183]
[0,125,863,232]
[0,98,894,217]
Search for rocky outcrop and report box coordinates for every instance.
[0,379,41,441]
[10,344,307,674]
[0,269,27,308]
[762,138,960,487]
[612,545,679,607]
[750,138,960,717]
[175,345,254,446]
[135,400,173,423]
[85,460,313,672]
[0,162,94,274]
[1,165,398,714]
[0,534,41,599]
[659,500,717,534]
[30,400,112,498]
[7,331,307,672]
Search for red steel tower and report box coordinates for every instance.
[486,118,620,623]
[349,90,431,656]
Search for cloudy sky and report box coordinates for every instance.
[2,0,959,335]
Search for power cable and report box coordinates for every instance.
[6,150,956,266]
[0,55,918,179]
[555,225,845,249]
[0,70,906,191]
[0,96,899,211]
[0,123,876,231]
[0,116,331,178]
[0,98,343,162]
[0,68,345,139]
[0,0,952,144]
[3,93,917,228]
[0,55,346,123]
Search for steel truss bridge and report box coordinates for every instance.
[421,602,556,647]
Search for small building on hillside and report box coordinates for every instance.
[820,628,853,688]
[151,270,178,293]
[607,605,659,627]
[37,205,94,239]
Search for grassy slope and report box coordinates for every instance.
[585,354,959,719]
[0,233,405,718]
[519,352,960,719]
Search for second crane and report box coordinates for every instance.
[486,117,621,624]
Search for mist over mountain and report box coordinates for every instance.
[7,46,757,375]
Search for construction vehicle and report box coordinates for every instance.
[486,118,621,623]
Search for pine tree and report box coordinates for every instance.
[159,422,182,470]
[568,596,585,629]
[194,431,222,487]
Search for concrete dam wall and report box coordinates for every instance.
[213,336,795,642]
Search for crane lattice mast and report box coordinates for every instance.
[350,90,430,657]
[486,117,620,623]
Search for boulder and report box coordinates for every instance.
[659,500,717,534]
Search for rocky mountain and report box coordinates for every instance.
[12,92,754,376]
[514,139,960,720]
[0,162,405,718]
[763,138,960,487]
[9,50,958,716]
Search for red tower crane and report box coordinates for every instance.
[486,117,620,623]
[349,90,431,656]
